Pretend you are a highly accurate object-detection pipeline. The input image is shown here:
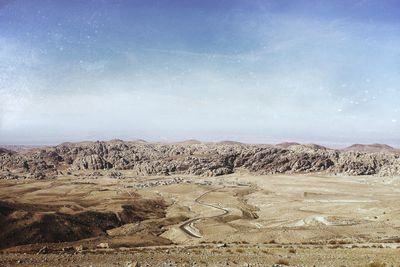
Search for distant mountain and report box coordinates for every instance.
[216,140,244,145]
[344,144,398,153]
[0,145,43,152]
[173,139,202,145]
[133,139,148,143]
[276,142,301,148]
[276,143,328,150]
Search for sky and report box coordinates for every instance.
[0,0,399,146]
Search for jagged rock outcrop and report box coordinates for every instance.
[0,140,399,179]
[72,154,113,170]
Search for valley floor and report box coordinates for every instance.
[1,171,400,266]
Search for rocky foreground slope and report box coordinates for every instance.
[0,140,399,179]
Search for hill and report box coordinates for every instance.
[1,140,400,179]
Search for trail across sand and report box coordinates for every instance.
[180,187,230,238]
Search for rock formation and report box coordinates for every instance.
[1,140,399,179]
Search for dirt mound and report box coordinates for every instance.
[107,215,189,237]
[0,199,167,249]
[119,199,167,223]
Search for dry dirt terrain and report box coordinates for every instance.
[1,168,400,266]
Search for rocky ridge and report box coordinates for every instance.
[1,140,400,179]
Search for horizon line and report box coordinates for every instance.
[1,138,399,150]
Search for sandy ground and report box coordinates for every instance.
[1,171,400,266]
[1,245,400,266]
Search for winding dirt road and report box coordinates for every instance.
[180,187,230,238]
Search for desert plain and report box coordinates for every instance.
[1,171,400,266]
[0,141,400,266]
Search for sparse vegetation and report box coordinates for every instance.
[368,262,387,267]
[190,249,201,255]
[236,248,244,253]
[276,259,290,265]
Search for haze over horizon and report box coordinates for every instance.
[1,0,399,146]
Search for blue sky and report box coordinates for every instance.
[0,0,399,146]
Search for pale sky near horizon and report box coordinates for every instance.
[0,0,399,146]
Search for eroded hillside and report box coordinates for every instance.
[1,141,400,180]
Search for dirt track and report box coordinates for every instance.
[180,187,230,238]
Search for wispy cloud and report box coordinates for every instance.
[0,38,41,130]
[0,1,399,145]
